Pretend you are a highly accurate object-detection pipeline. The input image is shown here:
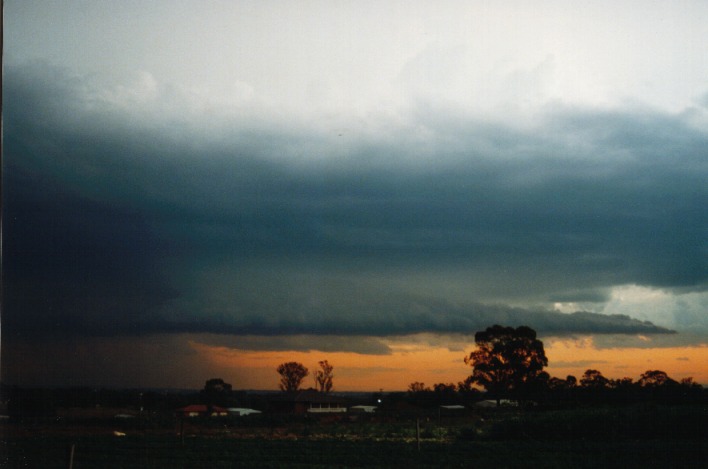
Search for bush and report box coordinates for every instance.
[460,405,708,442]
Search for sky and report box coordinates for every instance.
[2,0,707,391]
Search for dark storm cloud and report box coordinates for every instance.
[3,63,706,344]
[2,160,178,338]
[165,302,675,338]
[194,334,393,355]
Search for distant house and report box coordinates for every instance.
[176,404,228,418]
[268,388,349,414]
[473,399,518,408]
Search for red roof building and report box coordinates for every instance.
[176,404,228,417]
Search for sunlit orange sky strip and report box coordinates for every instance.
[3,1,708,390]
[187,336,708,391]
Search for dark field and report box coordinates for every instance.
[2,405,706,468]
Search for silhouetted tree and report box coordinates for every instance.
[464,325,548,404]
[679,377,702,389]
[580,369,610,388]
[678,377,703,402]
[545,374,579,406]
[458,376,475,392]
[203,378,232,393]
[607,377,636,404]
[408,382,429,393]
[433,383,457,393]
[200,378,233,407]
[314,360,334,393]
[407,382,441,407]
[547,377,567,391]
[638,370,677,387]
[548,375,577,391]
[611,377,635,388]
[277,362,309,392]
[432,383,459,405]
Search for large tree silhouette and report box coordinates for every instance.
[277,362,309,392]
[464,325,548,404]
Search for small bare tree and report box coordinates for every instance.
[314,360,334,393]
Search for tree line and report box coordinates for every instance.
[272,325,703,406]
[276,360,334,393]
[412,325,702,406]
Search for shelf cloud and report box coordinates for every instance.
[4,62,702,348]
[3,1,707,387]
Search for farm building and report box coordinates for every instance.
[267,388,349,414]
[176,404,228,418]
[473,399,519,408]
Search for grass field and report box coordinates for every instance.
[2,405,706,468]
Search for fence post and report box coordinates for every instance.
[416,418,421,451]
[67,443,75,469]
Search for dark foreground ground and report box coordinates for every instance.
[2,405,706,468]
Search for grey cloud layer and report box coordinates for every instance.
[3,63,706,343]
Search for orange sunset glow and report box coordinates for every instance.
[188,335,708,391]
